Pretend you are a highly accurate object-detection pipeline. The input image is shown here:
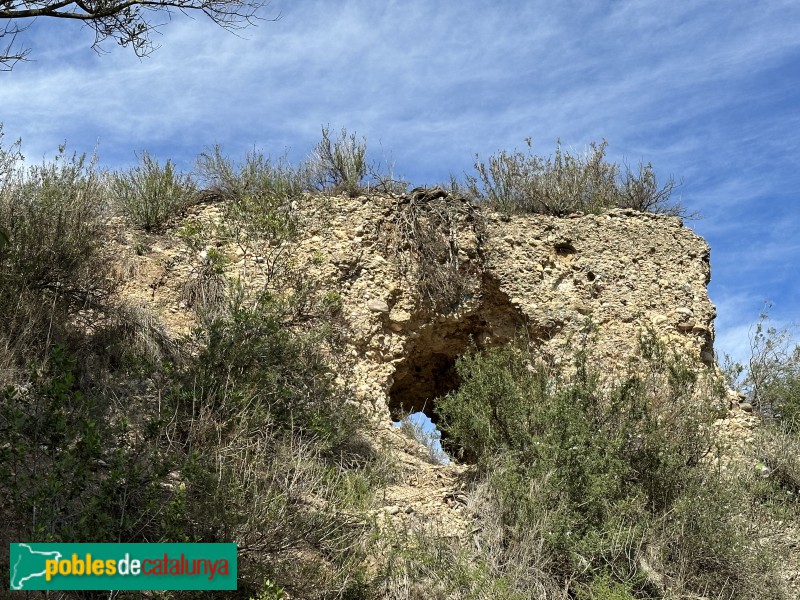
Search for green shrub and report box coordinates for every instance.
[180,297,356,441]
[753,421,800,499]
[576,575,637,600]
[724,308,800,525]
[111,151,195,231]
[770,366,800,431]
[466,138,682,216]
[181,245,231,327]
[250,579,286,600]
[0,145,107,297]
[196,146,303,289]
[724,309,800,434]
[0,294,382,598]
[0,345,177,548]
[0,339,379,598]
[319,290,344,317]
[154,295,382,597]
[0,143,111,373]
[437,344,656,584]
[435,335,779,598]
[0,133,382,594]
[309,126,368,197]
[175,219,230,323]
[654,473,771,596]
[197,144,306,203]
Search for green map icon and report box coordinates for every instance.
[10,544,63,590]
[8,542,237,590]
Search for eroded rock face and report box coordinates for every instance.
[386,275,527,421]
[125,192,715,423]
[292,194,716,423]
[484,208,715,373]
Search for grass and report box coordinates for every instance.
[395,412,449,465]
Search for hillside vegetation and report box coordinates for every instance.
[0,127,798,599]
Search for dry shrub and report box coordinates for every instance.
[196,146,303,291]
[308,126,368,197]
[0,143,112,370]
[181,248,230,327]
[466,138,682,217]
[387,187,482,313]
[111,151,196,231]
[754,426,800,499]
[375,521,524,600]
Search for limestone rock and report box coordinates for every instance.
[367,299,390,313]
[310,196,718,419]
[119,192,719,425]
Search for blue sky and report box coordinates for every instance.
[2,0,799,363]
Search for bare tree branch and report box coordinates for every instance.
[1,21,31,70]
[1,0,272,70]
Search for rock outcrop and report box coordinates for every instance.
[115,191,716,425]
[288,193,716,423]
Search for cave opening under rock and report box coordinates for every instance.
[387,279,530,427]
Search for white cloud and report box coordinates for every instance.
[4,1,798,167]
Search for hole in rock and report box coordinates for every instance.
[388,277,532,456]
[392,411,449,464]
[554,242,576,256]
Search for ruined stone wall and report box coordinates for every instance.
[293,193,716,423]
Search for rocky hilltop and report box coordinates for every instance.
[120,189,717,425]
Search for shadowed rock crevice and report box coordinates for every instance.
[387,276,531,423]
